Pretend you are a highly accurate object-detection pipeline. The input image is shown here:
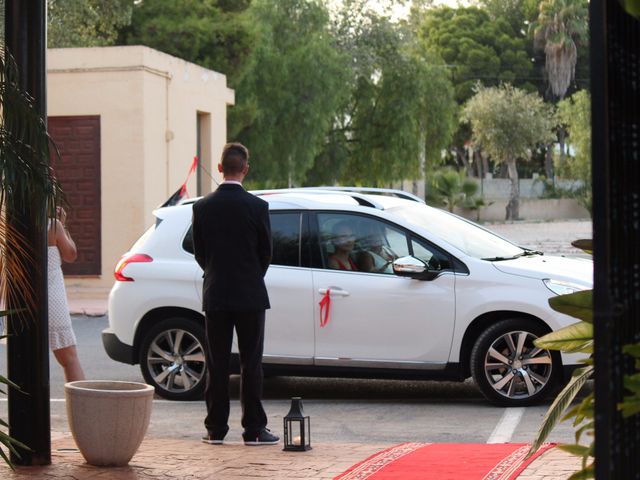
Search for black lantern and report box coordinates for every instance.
[283,397,311,451]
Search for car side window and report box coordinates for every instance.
[270,212,301,267]
[182,213,302,266]
[411,237,452,271]
[182,226,194,255]
[317,213,410,274]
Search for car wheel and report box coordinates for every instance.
[470,318,561,407]
[139,317,207,401]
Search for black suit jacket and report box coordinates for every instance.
[192,183,272,312]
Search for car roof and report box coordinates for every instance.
[150,187,478,261]
[165,187,422,215]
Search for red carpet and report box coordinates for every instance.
[334,443,555,480]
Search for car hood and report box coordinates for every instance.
[492,255,593,287]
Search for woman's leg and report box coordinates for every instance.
[53,345,85,382]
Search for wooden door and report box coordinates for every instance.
[48,116,101,276]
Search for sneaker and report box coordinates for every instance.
[243,428,279,446]
[201,433,225,445]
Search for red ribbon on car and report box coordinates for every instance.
[319,289,331,328]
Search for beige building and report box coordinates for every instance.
[47,46,234,291]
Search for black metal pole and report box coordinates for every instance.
[590,0,613,475]
[4,0,51,466]
[591,1,640,478]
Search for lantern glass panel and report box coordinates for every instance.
[303,416,311,447]
[286,418,303,446]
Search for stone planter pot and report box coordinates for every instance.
[65,380,154,466]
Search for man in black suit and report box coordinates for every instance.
[192,142,278,446]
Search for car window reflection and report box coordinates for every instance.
[317,214,409,273]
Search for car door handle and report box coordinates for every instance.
[319,287,350,297]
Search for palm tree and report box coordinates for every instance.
[0,45,62,467]
[531,0,588,180]
[532,0,589,100]
[428,168,481,214]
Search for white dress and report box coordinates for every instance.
[48,246,77,350]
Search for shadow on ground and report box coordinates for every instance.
[230,375,593,404]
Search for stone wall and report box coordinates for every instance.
[454,198,590,222]
[476,177,583,199]
[399,177,589,222]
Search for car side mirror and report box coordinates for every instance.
[392,256,438,281]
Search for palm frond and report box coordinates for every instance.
[534,321,593,353]
[0,221,38,319]
[567,463,595,480]
[0,374,20,391]
[563,393,594,426]
[0,41,64,469]
[573,420,594,444]
[622,344,640,358]
[570,239,592,254]
[0,428,30,470]
[558,444,590,457]
[526,365,593,458]
[0,42,64,326]
[0,430,29,452]
[0,447,15,471]
[618,0,640,18]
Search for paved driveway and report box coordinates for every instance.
[486,220,591,256]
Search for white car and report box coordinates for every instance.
[102,187,591,406]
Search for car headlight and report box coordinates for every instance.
[543,279,589,296]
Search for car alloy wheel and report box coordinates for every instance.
[471,318,560,406]
[139,318,206,400]
[483,330,552,399]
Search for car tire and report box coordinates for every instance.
[139,317,207,401]
[470,318,561,407]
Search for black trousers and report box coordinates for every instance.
[204,310,267,437]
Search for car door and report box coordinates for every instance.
[311,212,456,367]
[263,211,314,362]
[191,211,314,362]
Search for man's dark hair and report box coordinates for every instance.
[221,142,249,175]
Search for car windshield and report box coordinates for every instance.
[388,204,525,260]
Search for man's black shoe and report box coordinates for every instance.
[201,433,225,445]
[243,428,279,446]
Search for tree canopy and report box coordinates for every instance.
[119,0,254,81]
[556,90,591,211]
[43,0,594,197]
[416,6,534,103]
[234,0,349,188]
[305,2,457,187]
[462,84,555,219]
[48,0,133,48]
[478,0,539,34]
[463,84,555,161]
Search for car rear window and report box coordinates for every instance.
[182,226,194,254]
[181,213,302,265]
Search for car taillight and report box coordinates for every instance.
[114,253,153,282]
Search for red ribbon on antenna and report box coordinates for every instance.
[160,156,200,207]
[319,289,331,328]
[179,155,199,199]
